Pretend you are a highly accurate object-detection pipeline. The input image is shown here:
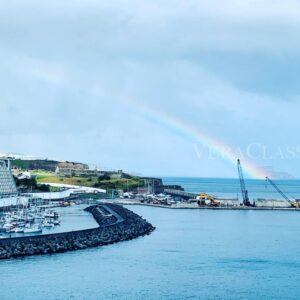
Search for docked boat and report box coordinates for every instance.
[3,223,15,232]
[23,225,42,233]
[13,223,26,233]
[53,220,60,225]
[43,221,54,228]
[0,204,60,235]
[44,210,59,219]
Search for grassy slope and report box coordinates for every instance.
[32,170,143,190]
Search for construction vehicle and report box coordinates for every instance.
[237,159,252,206]
[197,193,221,207]
[265,177,299,208]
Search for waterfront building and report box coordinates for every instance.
[0,159,29,207]
[0,159,18,198]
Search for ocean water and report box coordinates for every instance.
[1,178,300,299]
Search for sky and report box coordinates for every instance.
[1,0,300,178]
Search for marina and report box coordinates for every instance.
[0,204,99,238]
[0,159,300,298]
[0,205,59,236]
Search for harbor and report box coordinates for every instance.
[1,205,300,300]
[110,160,300,210]
[1,156,300,241]
[0,157,300,298]
[0,158,155,259]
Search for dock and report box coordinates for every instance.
[107,199,300,211]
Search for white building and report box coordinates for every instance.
[0,159,18,198]
[23,183,106,201]
[0,159,28,207]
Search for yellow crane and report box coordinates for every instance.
[197,193,221,207]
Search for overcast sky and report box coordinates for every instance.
[1,0,300,178]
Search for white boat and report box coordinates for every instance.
[3,223,14,231]
[44,210,59,219]
[13,227,24,233]
[43,221,54,228]
[23,225,42,233]
[53,220,60,225]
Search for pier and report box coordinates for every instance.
[112,199,300,211]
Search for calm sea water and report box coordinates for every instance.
[1,178,300,299]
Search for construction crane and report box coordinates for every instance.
[197,193,221,207]
[237,159,252,206]
[265,177,298,208]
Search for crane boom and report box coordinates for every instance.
[237,159,251,206]
[265,177,290,201]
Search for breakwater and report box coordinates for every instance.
[0,204,155,259]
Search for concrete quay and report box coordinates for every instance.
[111,199,300,211]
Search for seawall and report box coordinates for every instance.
[0,204,155,259]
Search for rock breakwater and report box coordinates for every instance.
[0,204,155,259]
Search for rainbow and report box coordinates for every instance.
[124,98,266,179]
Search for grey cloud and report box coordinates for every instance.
[0,1,300,177]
